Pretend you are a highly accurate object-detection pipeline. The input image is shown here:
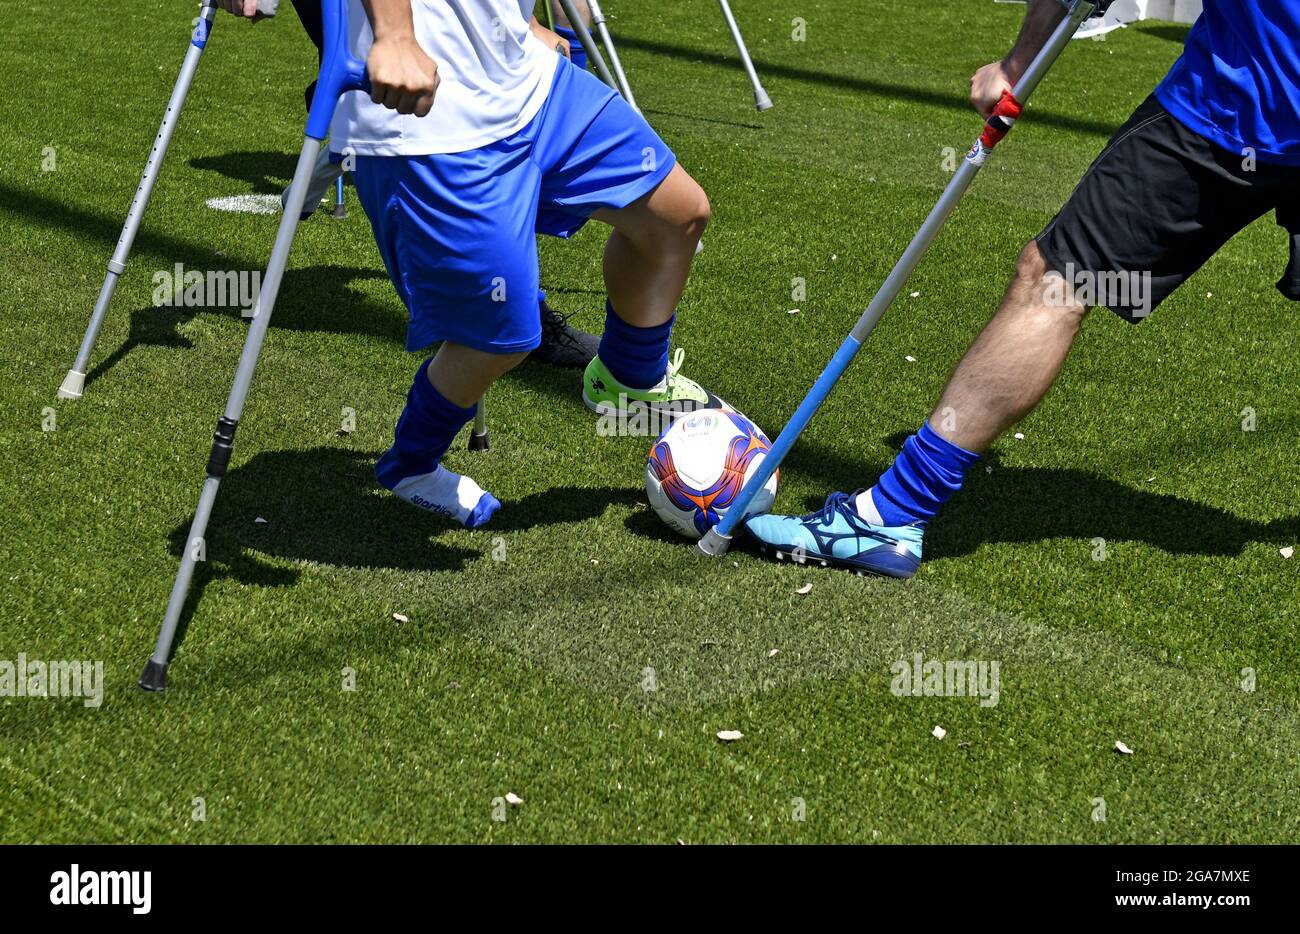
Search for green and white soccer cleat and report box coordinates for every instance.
[583,349,724,420]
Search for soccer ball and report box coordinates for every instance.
[645,408,780,539]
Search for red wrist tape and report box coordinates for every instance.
[978,90,1024,150]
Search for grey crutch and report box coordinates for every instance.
[59,1,220,400]
[140,0,369,691]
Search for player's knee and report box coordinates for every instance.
[668,182,711,251]
[687,187,712,241]
[467,348,529,384]
[1016,240,1050,284]
[493,349,530,375]
[1018,240,1087,323]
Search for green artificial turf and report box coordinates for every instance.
[1,0,1298,843]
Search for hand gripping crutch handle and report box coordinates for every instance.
[305,0,370,141]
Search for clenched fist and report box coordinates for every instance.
[969,60,1016,119]
[368,34,439,116]
[215,0,278,21]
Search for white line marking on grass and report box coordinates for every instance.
[205,194,282,215]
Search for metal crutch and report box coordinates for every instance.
[139,0,369,691]
[59,1,220,400]
[717,0,772,112]
[586,1,637,111]
[555,0,622,98]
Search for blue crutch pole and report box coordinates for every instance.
[698,0,1098,559]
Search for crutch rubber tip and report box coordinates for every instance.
[57,370,86,400]
[138,659,168,692]
[696,527,733,558]
[468,431,490,452]
[331,204,348,220]
[754,90,773,112]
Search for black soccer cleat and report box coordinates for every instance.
[530,300,600,370]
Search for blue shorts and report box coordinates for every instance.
[352,56,678,354]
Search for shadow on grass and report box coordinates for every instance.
[618,433,1300,561]
[771,437,1300,560]
[641,107,764,131]
[190,150,356,196]
[82,263,400,391]
[159,445,638,660]
[1134,23,1192,45]
[0,180,411,390]
[614,35,1122,139]
[189,150,304,194]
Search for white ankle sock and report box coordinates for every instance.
[854,488,886,526]
[390,464,493,526]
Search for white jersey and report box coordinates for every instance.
[331,0,558,156]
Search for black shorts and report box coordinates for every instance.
[1036,95,1300,322]
[290,0,324,111]
[290,0,323,52]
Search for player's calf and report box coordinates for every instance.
[586,167,717,419]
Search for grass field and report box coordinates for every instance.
[3,0,1299,843]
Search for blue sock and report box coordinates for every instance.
[867,421,980,526]
[597,301,674,390]
[375,359,477,490]
[556,26,587,71]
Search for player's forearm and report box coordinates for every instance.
[551,0,592,30]
[1003,0,1070,82]
[362,0,417,40]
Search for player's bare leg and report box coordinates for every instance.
[931,240,1089,451]
[582,165,720,417]
[593,163,710,327]
[745,240,1089,578]
[427,343,529,408]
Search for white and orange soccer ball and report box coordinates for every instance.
[645,408,780,539]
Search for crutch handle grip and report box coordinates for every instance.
[307,0,371,140]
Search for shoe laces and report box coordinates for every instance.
[540,304,578,342]
[813,491,853,525]
[665,348,687,382]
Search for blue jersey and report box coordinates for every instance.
[1155,0,1300,166]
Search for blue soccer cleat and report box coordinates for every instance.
[743,490,924,579]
